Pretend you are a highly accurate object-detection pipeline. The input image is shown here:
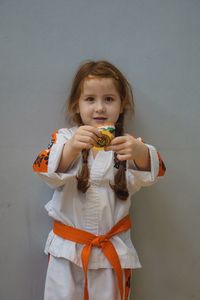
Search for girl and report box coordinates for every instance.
[32,60,166,300]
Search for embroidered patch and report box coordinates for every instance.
[33,149,50,172]
[32,130,58,172]
[157,151,166,176]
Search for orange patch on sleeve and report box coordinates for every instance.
[157,151,166,177]
[32,149,50,172]
[32,130,58,173]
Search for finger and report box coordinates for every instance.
[81,126,103,138]
[77,135,98,146]
[125,133,138,141]
[105,143,126,152]
[110,136,128,145]
[116,148,130,155]
[81,142,93,149]
[117,153,132,161]
[115,133,137,144]
[78,129,101,144]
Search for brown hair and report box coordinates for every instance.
[66,60,135,200]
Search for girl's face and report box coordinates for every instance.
[76,77,123,126]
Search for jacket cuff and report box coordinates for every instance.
[127,144,160,185]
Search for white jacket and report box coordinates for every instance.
[32,126,165,269]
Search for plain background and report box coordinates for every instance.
[0,0,200,299]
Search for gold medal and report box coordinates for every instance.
[93,123,115,151]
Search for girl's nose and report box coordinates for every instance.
[95,101,106,113]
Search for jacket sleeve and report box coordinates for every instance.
[32,128,80,189]
[127,141,166,195]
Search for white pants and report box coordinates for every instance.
[44,255,132,300]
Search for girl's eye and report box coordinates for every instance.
[105,97,114,102]
[86,97,94,102]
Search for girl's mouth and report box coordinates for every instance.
[93,117,107,124]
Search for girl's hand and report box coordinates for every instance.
[69,125,102,153]
[105,133,150,170]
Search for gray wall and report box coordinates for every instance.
[0,0,200,299]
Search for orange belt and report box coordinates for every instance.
[53,215,131,300]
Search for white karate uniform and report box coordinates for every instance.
[33,126,161,300]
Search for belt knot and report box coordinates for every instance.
[91,235,108,247]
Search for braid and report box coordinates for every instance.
[110,114,129,201]
[76,149,90,193]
